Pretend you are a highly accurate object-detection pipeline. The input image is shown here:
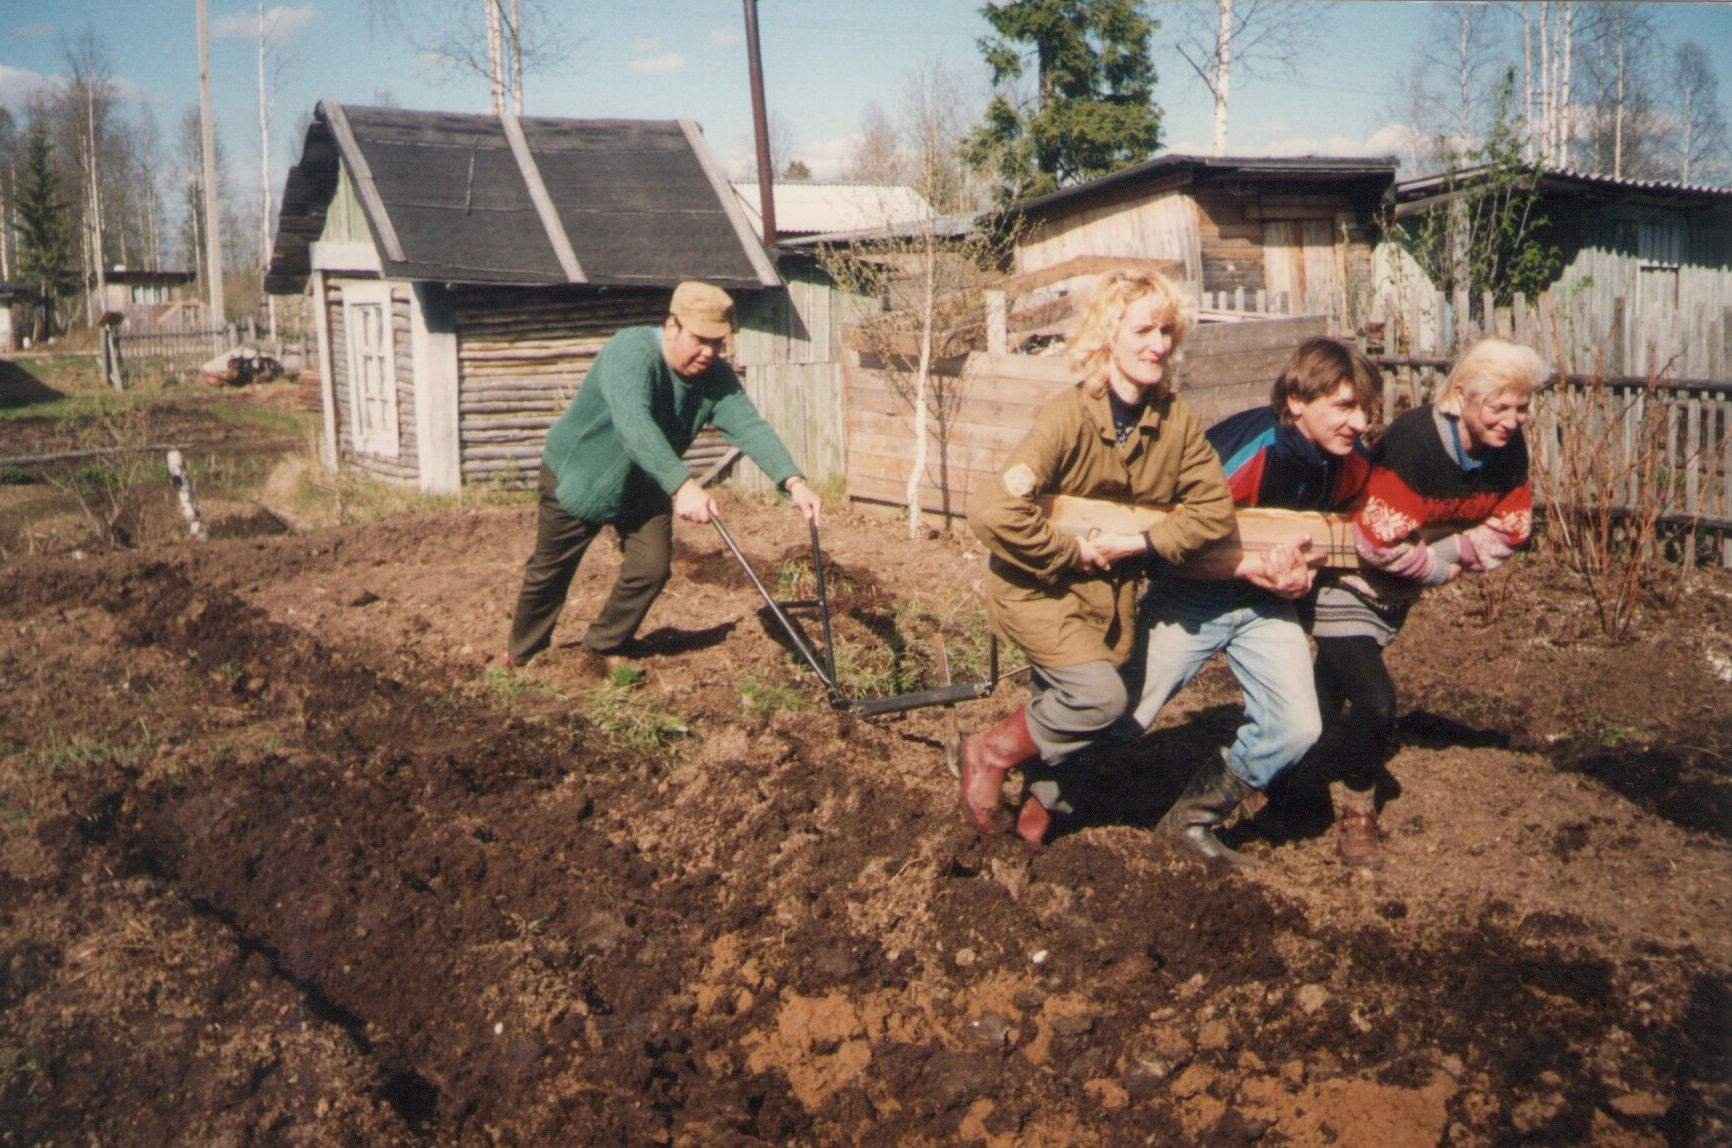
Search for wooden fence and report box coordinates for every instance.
[1378,357,1732,566]
[845,312,1326,518]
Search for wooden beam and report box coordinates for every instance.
[679,119,781,287]
[1037,494,1362,569]
[499,112,586,284]
[320,102,405,263]
[999,254,1189,301]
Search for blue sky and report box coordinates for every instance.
[5,1,1731,194]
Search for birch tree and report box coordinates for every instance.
[1169,0,1334,156]
[1671,42,1728,185]
[63,28,117,325]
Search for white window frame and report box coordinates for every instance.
[342,281,400,459]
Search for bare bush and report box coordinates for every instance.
[1531,371,1690,639]
[43,408,158,549]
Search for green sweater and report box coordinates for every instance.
[542,326,802,522]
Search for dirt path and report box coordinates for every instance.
[1,497,1726,1143]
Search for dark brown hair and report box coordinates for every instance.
[1270,337,1383,427]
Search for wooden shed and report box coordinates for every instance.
[99,269,201,331]
[1009,154,1397,331]
[265,101,779,492]
[1379,166,1732,377]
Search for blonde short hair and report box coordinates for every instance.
[1436,337,1550,415]
[1066,269,1193,398]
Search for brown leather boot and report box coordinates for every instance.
[960,707,1038,832]
[1331,782,1386,868]
[1015,796,1053,849]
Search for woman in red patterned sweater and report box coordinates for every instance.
[1306,337,1549,866]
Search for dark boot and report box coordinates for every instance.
[1331,782,1386,868]
[1156,756,1259,869]
[960,707,1038,833]
[1015,795,1053,849]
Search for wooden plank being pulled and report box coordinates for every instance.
[1036,494,1361,569]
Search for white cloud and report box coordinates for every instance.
[0,64,54,105]
[211,5,316,40]
[11,22,56,41]
[633,37,664,54]
[709,27,741,47]
[629,52,686,75]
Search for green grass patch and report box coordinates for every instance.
[29,730,154,775]
[583,674,688,750]
[739,676,813,716]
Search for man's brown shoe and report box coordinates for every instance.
[1331,782,1386,868]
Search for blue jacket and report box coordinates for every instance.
[1205,405,1369,512]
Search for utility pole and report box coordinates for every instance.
[742,0,776,246]
[197,0,226,323]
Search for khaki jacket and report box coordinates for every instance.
[968,385,1235,668]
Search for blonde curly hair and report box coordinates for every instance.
[1066,268,1193,398]
[1436,337,1550,415]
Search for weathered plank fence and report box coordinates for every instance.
[845,313,1327,519]
[1378,356,1732,566]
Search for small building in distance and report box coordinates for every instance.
[1381,165,1732,376]
[1007,153,1399,331]
[98,268,202,331]
[730,181,934,241]
[0,281,40,352]
[266,101,779,493]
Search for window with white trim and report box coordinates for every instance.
[343,282,399,458]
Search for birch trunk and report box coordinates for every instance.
[1211,0,1232,157]
[485,0,505,115]
[510,0,524,114]
[1558,3,1573,167]
[86,85,106,313]
[907,228,936,539]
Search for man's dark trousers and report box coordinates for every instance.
[508,464,672,663]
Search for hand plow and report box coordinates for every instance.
[709,513,1008,717]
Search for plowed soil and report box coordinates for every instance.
[1,495,1727,1145]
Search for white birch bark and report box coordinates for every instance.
[1211,0,1232,157]
[485,0,505,115]
[510,0,524,114]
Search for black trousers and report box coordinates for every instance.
[506,465,672,663]
[1312,635,1398,792]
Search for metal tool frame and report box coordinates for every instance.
[710,513,1003,717]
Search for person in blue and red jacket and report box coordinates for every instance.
[1024,338,1381,863]
[1305,336,1544,867]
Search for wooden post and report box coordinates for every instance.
[1233,286,1245,313]
[166,450,208,541]
[985,289,1007,356]
[1610,295,1626,377]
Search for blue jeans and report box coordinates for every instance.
[1130,577,1322,790]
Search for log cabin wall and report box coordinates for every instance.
[451,286,738,489]
[326,277,419,483]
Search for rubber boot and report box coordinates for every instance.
[1331,781,1386,868]
[960,707,1038,833]
[1015,795,1053,849]
[1155,755,1259,869]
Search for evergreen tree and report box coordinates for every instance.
[964,0,1161,201]
[14,123,79,311]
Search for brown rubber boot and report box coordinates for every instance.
[1155,755,1259,869]
[1015,795,1053,849]
[1331,782,1386,868]
[960,707,1038,832]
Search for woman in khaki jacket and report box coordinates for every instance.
[963,269,1237,845]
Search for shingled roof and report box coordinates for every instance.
[266,102,779,293]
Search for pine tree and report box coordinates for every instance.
[964,0,1162,201]
[14,123,79,311]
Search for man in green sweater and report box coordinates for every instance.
[501,281,822,667]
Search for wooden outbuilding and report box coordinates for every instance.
[98,268,201,331]
[265,101,779,493]
[1008,154,1398,331]
[1379,165,1732,377]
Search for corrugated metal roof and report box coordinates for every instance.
[266,102,780,292]
[730,182,935,237]
[1395,163,1732,203]
[776,211,983,249]
[1012,153,1400,216]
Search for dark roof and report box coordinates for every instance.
[266,102,779,293]
[105,269,196,286]
[1394,164,1732,211]
[0,280,39,301]
[1012,153,1400,216]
